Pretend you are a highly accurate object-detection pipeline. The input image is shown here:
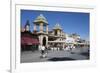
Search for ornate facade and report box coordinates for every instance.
[21,14,66,50]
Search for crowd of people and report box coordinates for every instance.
[38,44,89,58]
[38,45,76,58]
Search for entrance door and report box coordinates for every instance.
[43,37,46,46]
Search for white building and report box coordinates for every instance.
[66,33,89,48]
[66,34,75,44]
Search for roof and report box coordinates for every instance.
[53,23,62,30]
[33,14,48,24]
[21,36,39,45]
[25,20,30,27]
[21,32,39,45]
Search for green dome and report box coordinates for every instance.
[34,14,48,24]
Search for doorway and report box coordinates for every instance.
[43,37,46,46]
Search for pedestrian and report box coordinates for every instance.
[45,45,48,57]
[38,44,42,58]
[70,45,72,52]
[40,45,46,58]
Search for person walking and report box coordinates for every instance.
[38,44,42,58]
[45,45,48,57]
[69,45,72,53]
[40,45,46,58]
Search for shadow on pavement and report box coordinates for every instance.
[48,57,76,61]
[79,52,90,59]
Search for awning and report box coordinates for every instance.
[21,36,39,45]
[48,41,65,43]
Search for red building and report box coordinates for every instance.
[21,20,39,51]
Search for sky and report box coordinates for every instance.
[21,10,90,40]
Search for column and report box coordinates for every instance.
[52,31,54,35]
[39,35,43,46]
[40,23,43,32]
[61,31,62,36]
[57,30,60,36]
[46,25,48,34]
[46,36,48,47]
[34,24,37,31]
[62,43,64,49]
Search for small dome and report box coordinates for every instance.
[53,23,62,30]
[33,14,48,24]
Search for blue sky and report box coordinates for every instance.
[21,10,89,40]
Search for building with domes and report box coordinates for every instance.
[48,23,66,49]
[21,14,66,51]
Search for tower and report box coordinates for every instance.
[25,20,30,31]
[53,23,62,36]
[33,14,48,46]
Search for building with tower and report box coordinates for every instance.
[21,14,66,51]
[48,23,66,49]
[21,14,89,51]
[33,14,49,47]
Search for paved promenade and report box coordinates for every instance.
[21,47,89,63]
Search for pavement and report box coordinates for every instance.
[21,47,89,63]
